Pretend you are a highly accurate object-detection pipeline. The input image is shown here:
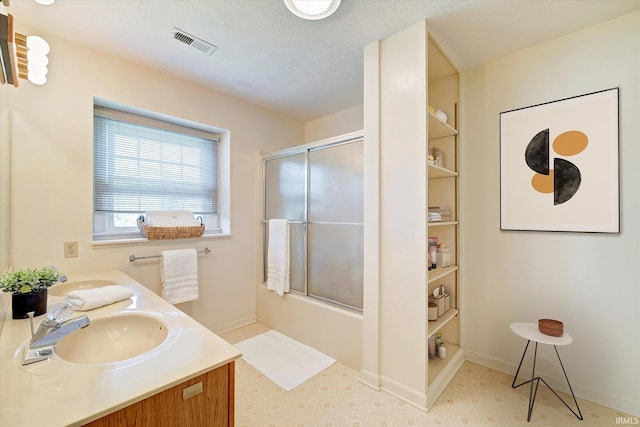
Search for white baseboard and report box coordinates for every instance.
[359,351,466,413]
[213,314,257,335]
[358,369,381,391]
[427,348,465,409]
[465,349,640,417]
[464,349,515,376]
[378,374,427,412]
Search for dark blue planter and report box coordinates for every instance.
[11,289,48,319]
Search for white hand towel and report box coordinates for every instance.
[65,285,133,311]
[145,210,200,227]
[265,219,290,296]
[161,248,199,304]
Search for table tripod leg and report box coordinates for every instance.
[511,340,542,422]
[551,345,583,420]
[512,340,531,388]
[526,342,540,421]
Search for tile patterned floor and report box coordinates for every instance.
[220,323,633,426]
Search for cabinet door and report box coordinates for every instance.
[84,362,233,427]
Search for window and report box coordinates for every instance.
[93,104,220,240]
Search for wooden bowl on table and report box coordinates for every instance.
[538,319,564,337]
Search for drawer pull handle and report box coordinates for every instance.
[182,381,203,400]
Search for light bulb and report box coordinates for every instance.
[27,61,47,76]
[34,0,56,5]
[27,50,49,68]
[292,1,333,16]
[284,0,341,20]
[28,70,47,85]
[27,36,50,55]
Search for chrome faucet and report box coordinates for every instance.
[23,303,90,365]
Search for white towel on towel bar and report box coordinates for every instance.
[65,285,133,311]
[265,219,290,296]
[161,248,199,304]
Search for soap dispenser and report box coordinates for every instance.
[438,342,447,359]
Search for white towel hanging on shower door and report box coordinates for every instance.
[265,219,290,296]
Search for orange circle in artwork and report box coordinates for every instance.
[553,131,588,156]
[531,172,554,193]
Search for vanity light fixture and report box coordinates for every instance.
[0,12,50,86]
[284,0,341,20]
[25,35,49,85]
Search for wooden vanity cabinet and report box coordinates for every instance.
[84,362,234,427]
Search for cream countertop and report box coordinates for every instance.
[0,269,242,427]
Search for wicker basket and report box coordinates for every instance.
[137,216,205,240]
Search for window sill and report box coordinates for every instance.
[93,233,231,248]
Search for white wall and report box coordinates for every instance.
[0,83,10,331]
[461,10,640,415]
[5,31,303,333]
[304,104,363,143]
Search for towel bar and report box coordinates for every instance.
[261,220,363,226]
[261,219,304,224]
[129,247,211,262]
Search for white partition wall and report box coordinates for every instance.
[362,20,464,410]
[363,21,429,408]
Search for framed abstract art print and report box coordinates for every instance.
[500,88,619,233]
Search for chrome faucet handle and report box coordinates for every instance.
[27,311,36,338]
[41,302,75,327]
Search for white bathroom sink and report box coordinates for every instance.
[54,313,169,364]
[48,279,117,297]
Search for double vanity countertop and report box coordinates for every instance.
[0,270,242,427]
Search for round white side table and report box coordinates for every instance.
[510,322,583,422]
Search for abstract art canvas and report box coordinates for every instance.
[500,88,619,233]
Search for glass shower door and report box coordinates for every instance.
[264,153,306,293]
[307,141,364,310]
[263,137,364,310]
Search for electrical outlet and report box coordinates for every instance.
[64,241,78,258]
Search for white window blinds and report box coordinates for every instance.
[94,106,219,223]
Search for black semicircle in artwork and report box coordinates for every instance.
[525,128,549,175]
[554,158,581,205]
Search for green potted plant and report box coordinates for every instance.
[0,266,63,319]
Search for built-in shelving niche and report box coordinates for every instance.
[426,33,462,401]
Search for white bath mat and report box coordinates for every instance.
[234,330,336,391]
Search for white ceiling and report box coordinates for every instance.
[9,0,640,121]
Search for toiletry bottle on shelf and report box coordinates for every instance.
[428,237,438,270]
[438,342,447,359]
[428,335,436,359]
[436,244,451,267]
[433,147,444,167]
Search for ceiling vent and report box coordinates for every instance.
[171,28,217,55]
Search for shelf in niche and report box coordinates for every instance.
[428,342,461,385]
[428,163,457,178]
[428,308,459,338]
[428,265,458,283]
[428,221,458,227]
[428,111,458,140]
